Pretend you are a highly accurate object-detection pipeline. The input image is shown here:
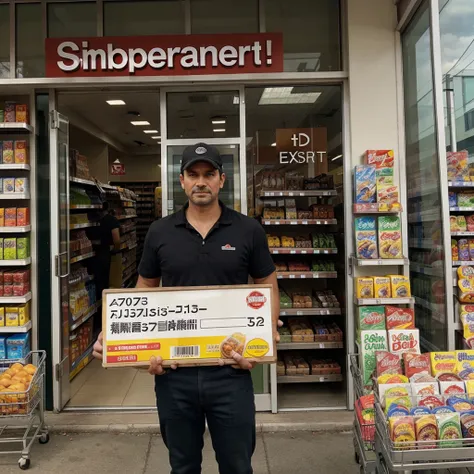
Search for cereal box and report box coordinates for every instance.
[356,277,374,299]
[385,306,415,329]
[3,238,16,260]
[376,167,394,187]
[459,239,470,261]
[377,185,399,205]
[388,329,420,355]
[376,350,402,377]
[6,333,30,360]
[14,140,27,164]
[387,275,411,298]
[5,208,16,227]
[17,237,29,259]
[360,330,388,385]
[378,216,402,259]
[358,306,386,331]
[366,150,395,169]
[431,352,457,376]
[16,208,29,226]
[2,141,13,164]
[455,350,474,375]
[15,178,28,193]
[355,165,376,203]
[403,353,431,379]
[6,307,19,326]
[3,178,14,194]
[447,151,469,182]
[355,217,378,259]
[15,104,28,123]
[4,102,15,123]
[374,277,391,298]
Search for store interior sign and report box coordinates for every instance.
[45,33,283,78]
[276,128,328,173]
[111,161,125,176]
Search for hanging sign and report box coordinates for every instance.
[45,33,283,78]
[111,162,125,176]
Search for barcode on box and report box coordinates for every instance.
[171,346,200,358]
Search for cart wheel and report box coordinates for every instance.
[39,433,50,444]
[354,450,360,464]
[18,458,30,470]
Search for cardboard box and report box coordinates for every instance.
[377,185,399,205]
[439,381,466,396]
[403,353,430,378]
[6,306,19,326]
[0,208,5,227]
[14,140,27,164]
[17,237,29,259]
[6,333,30,359]
[0,336,6,358]
[16,208,29,226]
[360,330,388,386]
[388,329,420,354]
[4,102,15,123]
[385,306,415,329]
[355,217,378,259]
[455,350,474,375]
[356,277,374,299]
[358,306,386,331]
[431,352,457,376]
[366,150,395,169]
[387,275,411,298]
[3,238,16,260]
[0,307,4,327]
[374,277,391,299]
[447,151,469,182]
[102,285,276,368]
[378,216,402,259]
[14,178,28,194]
[355,165,376,203]
[15,104,28,123]
[2,142,13,164]
[4,208,16,227]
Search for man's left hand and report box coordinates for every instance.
[218,350,256,370]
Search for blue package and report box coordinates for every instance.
[432,405,456,414]
[6,333,30,360]
[410,407,432,416]
[446,396,474,412]
[355,165,376,203]
[355,217,378,259]
[449,192,457,207]
[0,336,6,359]
[388,405,410,417]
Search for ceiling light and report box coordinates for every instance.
[131,121,150,126]
[331,154,343,161]
[213,129,226,133]
[144,130,158,134]
[106,100,125,106]
[212,119,226,124]
[271,142,276,147]
[258,87,321,105]
[151,136,160,139]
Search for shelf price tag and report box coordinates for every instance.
[290,250,296,254]
[289,275,295,279]
[302,221,308,225]
[290,221,297,225]
[319,343,325,349]
[323,250,329,254]
[300,275,306,279]
[288,192,294,196]
[301,250,307,254]
[273,250,279,254]
[319,377,326,382]
[297,311,303,316]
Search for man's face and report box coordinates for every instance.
[180,161,225,207]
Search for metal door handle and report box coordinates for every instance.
[55,251,68,277]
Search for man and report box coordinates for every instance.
[93,143,280,474]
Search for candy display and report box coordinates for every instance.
[1,102,28,124]
[355,276,411,299]
[378,216,402,259]
[447,151,469,182]
[355,217,378,259]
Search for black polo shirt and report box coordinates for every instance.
[138,202,275,287]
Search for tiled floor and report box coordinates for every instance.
[68,358,156,408]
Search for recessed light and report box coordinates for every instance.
[144,130,158,134]
[258,87,321,105]
[271,142,276,147]
[213,129,226,132]
[131,121,150,126]
[106,100,126,106]
[151,136,160,139]
[212,119,226,124]
[331,154,343,161]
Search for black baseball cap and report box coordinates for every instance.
[180,142,223,174]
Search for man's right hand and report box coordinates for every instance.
[92,332,103,360]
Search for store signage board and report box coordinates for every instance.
[102,284,276,368]
[45,33,283,77]
[110,162,125,175]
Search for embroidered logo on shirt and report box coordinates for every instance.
[221,244,236,251]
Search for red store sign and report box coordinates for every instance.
[45,33,283,77]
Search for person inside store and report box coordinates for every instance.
[92,142,280,474]
[95,200,121,296]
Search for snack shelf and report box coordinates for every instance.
[70,176,96,187]
[0,292,31,304]
[277,374,343,384]
[448,181,474,187]
[353,204,400,214]
[354,297,414,306]
[0,320,31,333]
[262,219,337,226]
[277,342,343,350]
[69,274,94,286]
[70,204,102,210]
[70,251,95,264]
[353,257,408,266]
[257,190,337,198]
[0,122,33,133]
[0,225,31,233]
[450,206,474,212]
[0,164,30,170]
[70,300,101,332]
[280,308,341,316]
[270,248,337,255]
[70,222,99,229]
[120,242,137,250]
[277,271,337,279]
[0,193,29,200]
[453,261,474,266]
[0,257,31,266]
[117,214,138,220]
[70,341,95,380]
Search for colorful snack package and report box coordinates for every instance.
[469,240,474,261]
[14,140,27,164]
[16,237,29,259]
[374,277,391,298]
[360,330,388,386]
[387,275,411,298]
[4,102,15,123]
[2,141,13,164]
[457,192,474,207]
[389,405,410,417]
[15,178,28,194]
[455,350,474,374]
[386,306,415,330]
[358,306,385,331]
[432,406,455,414]
[458,216,468,231]
[4,208,16,227]
[386,396,412,414]
[366,150,395,169]
[16,208,29,226]
[452,239,459,261]
[388,329,420,354]
[431,352,457,376]
[446,396,473,413]
[468,215,474,232]
[439,380,466,396]
[403,353,431,379]
[419,395,444,410]
[376,350,402,378]
[355,217,378,259]
[415,415,438,448]
[449,192,457,207]
[377,185,399,205]
[376,168,394,189]
[447,151,469,181]
[356,278,374,299]
[411,407,432,416]
[354,165,376,203]
[389,416,415,450]
[460,411,474,438]
[3,238,16,260]
[0,208,4,227]
[378,374,409,385]
[3,178,14,193]
[15,104,28,123]
[466,380,474,396]
[451,216,460,232]
[378,216,402,259]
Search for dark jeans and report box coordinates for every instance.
[155,365,256,474]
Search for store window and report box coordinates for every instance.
[191,0,258,34]
[48,2,97,38]
[264,0,341,72]
[16,3,44,78]
[0,4,10,78]
[104,0,185,36]
[403,1,448,351]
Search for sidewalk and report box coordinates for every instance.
[0,431,358,473]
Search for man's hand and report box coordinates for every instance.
[92,332,103,360]
[275,319,283,343]
[218,351,256,370]
[148,356,178,375]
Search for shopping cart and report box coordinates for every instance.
[0,351,49,470]
[350,354,377,474]
[374,398,474,473]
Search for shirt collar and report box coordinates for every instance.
[175,200,232,227]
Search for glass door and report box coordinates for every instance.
[50,109,71,411]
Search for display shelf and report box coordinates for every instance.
[408,209,440,221]
[408,239,436,250]
[410,262,443,277]
[70,204,102,210]
[448,181,474,188]
[0,123,33,133]
[0,193,29,200]
[70,301,101,332]
[0,292,31,304]
[70,341,95,380]
[451,232,474,237]
[0,226,31,233]
[69,274,94,286]
[280,308,341,316]
[453,261,474,266]
[277,342,343,350]
[353,204,400,214]
[70,222,98,230]
[118,214,138,220]
[354,296,414,305]
[257,190,337,198]
[70,252,95,264]
[0,164,30,170]
[450,207,474,212]
[0,257,31,266]
[353,257,408,266]
[277,374,343,384]
[277,271,337,279]
[0,321,32,333]
[70,176,96,186]
[262,219,337,226]
[270,248,337,255]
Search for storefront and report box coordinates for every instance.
[0,0,406,413]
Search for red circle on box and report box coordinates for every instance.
[247,291,267,310]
